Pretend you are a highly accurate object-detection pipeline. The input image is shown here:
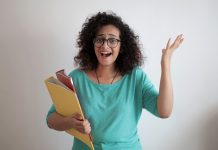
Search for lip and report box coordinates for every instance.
[100,50,112,53]
[97,50,112,58]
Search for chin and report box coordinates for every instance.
[99,62,115,67]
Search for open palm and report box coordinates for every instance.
[162,34,184,57]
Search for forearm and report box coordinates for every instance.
[157,58,173,118]
[47,112,73,131]
[157,34,183,118]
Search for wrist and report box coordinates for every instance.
[63,116,74,129]
[161,57,171,67]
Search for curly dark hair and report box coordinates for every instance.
[74,11,144,75]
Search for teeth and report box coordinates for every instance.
[101,52,111,55]
[100,51,112,57]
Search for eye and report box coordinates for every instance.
[108,38,117,44]
[95,38,104,43]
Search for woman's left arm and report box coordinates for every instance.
[157,34,184,118]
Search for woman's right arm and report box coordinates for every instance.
[47,112,74,131]
[47,112,91,134]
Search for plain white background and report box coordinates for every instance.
[0,0,218,150]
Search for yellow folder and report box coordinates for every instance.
[45,76,94,150]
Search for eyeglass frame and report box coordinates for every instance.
[93,37,121,48]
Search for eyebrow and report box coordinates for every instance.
[96,34,119,38]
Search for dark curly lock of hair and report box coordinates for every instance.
[74,11,144,75]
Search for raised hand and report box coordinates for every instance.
[162,34,184,61]
[157,34,184,118]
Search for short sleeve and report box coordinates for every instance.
[46,104,56,127]
[141,71,160,117]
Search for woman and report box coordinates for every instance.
[46,11,184,150]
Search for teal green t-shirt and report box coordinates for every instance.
[47,67,159,150]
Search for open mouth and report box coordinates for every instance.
[100,51,112,57]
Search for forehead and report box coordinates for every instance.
[96,25,120,37]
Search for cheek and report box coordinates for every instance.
[94,48,99,55]
[113,47,121,56]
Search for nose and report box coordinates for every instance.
[102,40,110,48]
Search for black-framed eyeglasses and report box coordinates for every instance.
[93,37,121,48]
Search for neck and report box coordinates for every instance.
[96,65,117,77]
[95,65,118,84]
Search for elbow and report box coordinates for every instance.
[158,109,172,119]
[157,98,173,119]
[159,113,171,119]
[47,117,55,129]
[47,113,70,131]
[47,115,62,131]
[47,119,64,131]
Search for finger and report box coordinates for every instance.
[180,34,184,43]
[83,119,90,126]
[84,126,91,134]
[75,119,90,129]
[72,118,84,127]
[175,34,181,41]
[175,34,184,44]
[83,120,91,133]
[77,125,91,134]
[179,34,184,39]
[171,34,184,49]
[180,38,184,44]
[166,38,171,49]
[77,127,85,133]
[72,113,83,121]
[85,127,91,134]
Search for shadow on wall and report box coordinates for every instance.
[203,105,218,150]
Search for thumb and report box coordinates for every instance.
[72,113,83,121]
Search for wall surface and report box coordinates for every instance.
[0,0,218,150]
